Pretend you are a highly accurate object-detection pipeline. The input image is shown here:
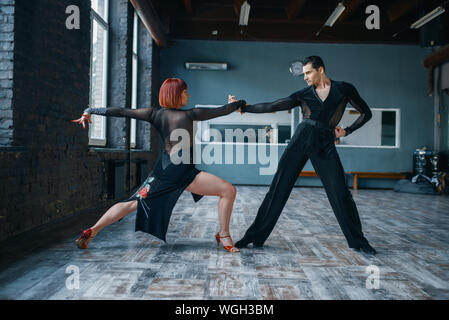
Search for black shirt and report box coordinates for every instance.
[85,100,246,154]
[241,80,372,135]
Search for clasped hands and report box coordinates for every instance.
[228,94,346,138]
[228,95,247,114]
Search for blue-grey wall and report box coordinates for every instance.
[160,40,434,188]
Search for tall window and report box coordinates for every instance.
[89,0,109,146]
[130,11,138,148]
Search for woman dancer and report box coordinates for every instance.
[72,78,245,252]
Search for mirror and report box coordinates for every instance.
[196,106,292,145]
[337,108,399,148]
[196,105,399,148]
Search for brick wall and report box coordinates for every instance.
[0,0,160,242]
[0,0,14,146]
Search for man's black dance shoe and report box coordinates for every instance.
[353,243,377,255]
[235,235,263,248]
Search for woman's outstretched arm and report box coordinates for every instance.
[83,107,154,121]
[72,107,154,128]
[187,100,246,121]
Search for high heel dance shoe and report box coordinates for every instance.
[215,232,240,253]
[76,228,94,249]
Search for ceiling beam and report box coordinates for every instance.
[233,0,243,17]
[158,0,174,34]
[183,0,193,15]
[388,0,420,23]
[175,15,363,26]
[130,0,169,47]
[170,20,418,44]
[423,44,449,68]
[287,0,307,20]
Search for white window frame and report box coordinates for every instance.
[130,11,138,148]
[297,107,401,148]
[89,0,109,146]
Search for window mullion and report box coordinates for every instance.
[88,5,109,146]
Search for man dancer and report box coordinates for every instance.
[233,56,376,255]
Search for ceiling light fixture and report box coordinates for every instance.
[324,2,346,27]
[316,2,346,36]
[239,1,251,26]
[410,5,446,29]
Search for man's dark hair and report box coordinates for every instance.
[301,56,325,71]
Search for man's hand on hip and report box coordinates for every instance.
[335,126,346,138]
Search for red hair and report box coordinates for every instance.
[159,78,187,109]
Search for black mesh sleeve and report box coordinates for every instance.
[343,83,372,136]
[84,107,154,122]
[240,96,299,113]
[187,100,246,121]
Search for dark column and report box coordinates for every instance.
[107,0,134,191]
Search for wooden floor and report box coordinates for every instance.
[1,186,448,300]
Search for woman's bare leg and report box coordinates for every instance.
[83,200,138,246]
[185,171,238,252]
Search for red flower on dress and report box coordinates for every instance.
[138,187,148,199]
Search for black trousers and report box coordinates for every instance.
[243,120,370,248]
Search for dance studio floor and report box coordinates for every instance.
[1,186,448,300]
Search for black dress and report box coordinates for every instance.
[85,100,245,241]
